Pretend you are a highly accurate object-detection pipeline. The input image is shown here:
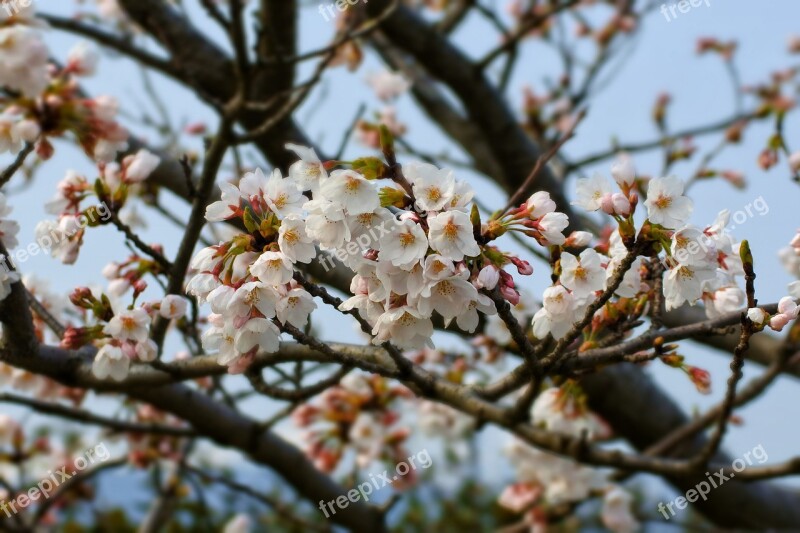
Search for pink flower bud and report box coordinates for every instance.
[500,284,520,305]
[565,231,593,248]
[476,265,500,290]
[791,152,800,173]
[612,193,632,216]
[769,313,792,331]
[687,366,711,394]
[746,307,767,325]
[184,122,207,135]
[133,279,148,295]
[67,42,99,76]
[600,193,616,215]
[777,296,798,318]
[510,257,533,276]
[16,120,40,143]
[610,155,636,187]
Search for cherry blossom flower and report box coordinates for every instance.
[537,211,569,245]
[339,291,385,326]
[573,173,612,212]
[234,317,281,354]
[562,233,590,251]
[366,70,411,101]
[703,283,745,319]
[230,281,279,320]
[405,162,455,212]
[135,339,158,362]
[222,514,251,533]
[372,306,434,349]
[35,217,82,264]
[415,270,479,324]
[285,143,327,192]
[560,249,605,299]
[532,285,578,340]
[122,149,160,183]
[447,180,475,211]
[344,208,395,258]
[202,316,239,366]
[418,400,474,438]
[375,260,425,299]
[525,191,557,218]
[278,215,316,264]
[207,284,236,315]
[379,218,428,268]
[531,388,603,438]
[663,264,716,310]
[671,226,716,267]
[261,169,307,218]
[276,288,316,328]
[504,438,606,506]
[205,182,242,222]
[644,176,693,229]
[186,273,221,304]
[608,256,644,298]
[0,25,49,97]
[601,486,640,533]
[66,41,100,76]
[497,482,541,513]
[0,414,20,445]
[319,169,379,215]
[159,295,188,319]
[92,344,130,381]
[600,192,632,217]
[427,210,480,261]
[103,308,151,342]
[304,198,351,249]
[250,251,294,286]
[0,113,22,154]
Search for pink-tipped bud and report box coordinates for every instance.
[509,257,533,276]
[565,231,593,248]
[500,284,520,305]
[611,154,636,187]
[476,265,500,290]
[612,193,632,216]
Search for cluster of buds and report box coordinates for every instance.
[292,373,413,474]
[103,255,166,299]
[658,344,711,394]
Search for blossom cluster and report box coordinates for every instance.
[531,156,753,343]
[0,8,129,163]
[35,149,160,265]
[64,290,187,380]
[292,373,413,476]
[500,385,639,532]
[187,138,571,370]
